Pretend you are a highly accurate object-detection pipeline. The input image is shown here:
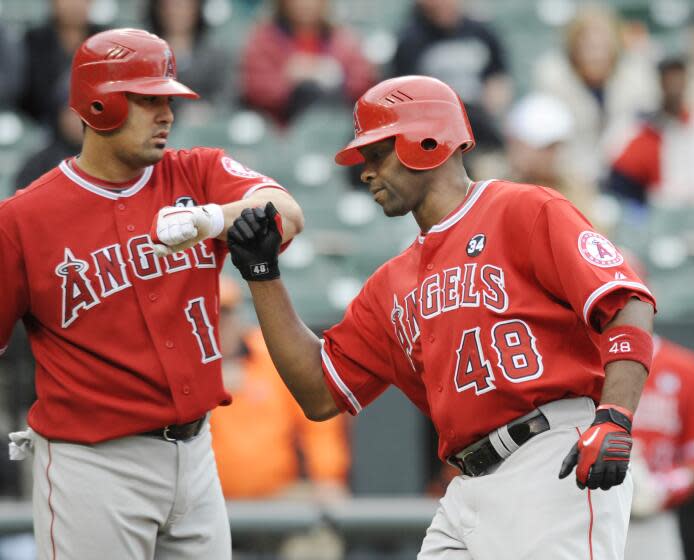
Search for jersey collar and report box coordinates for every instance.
[417,179,494,243]
[59,159,153,200]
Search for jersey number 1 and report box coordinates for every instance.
[185,297,222,363]
[454,319,543,395]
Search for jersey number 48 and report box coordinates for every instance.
[453,319,543,395]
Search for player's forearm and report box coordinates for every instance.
[219,191,304,243]
[248,280,339,420]
[600,362,648,413]
[600,298,654,412]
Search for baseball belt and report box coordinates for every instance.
[141,415,207,442]
[448,409,550,477]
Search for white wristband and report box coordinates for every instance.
[201,203,225,239]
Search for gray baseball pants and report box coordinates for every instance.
[419,397,633,559]
[28,423,231,560]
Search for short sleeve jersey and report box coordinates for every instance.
[0,147,285,443]
[322,180,655,460]
[633,337,694,473]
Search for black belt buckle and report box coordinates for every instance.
[453,436,501,477]
[450,410,550,477]
[162,425,177,442]
[150,416,205,442]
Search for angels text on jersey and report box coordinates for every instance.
[391,262,544,395]
[56,235,216,328]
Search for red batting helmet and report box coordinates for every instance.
[335,75,475,171]
[69,28,199,131]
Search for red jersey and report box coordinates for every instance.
[0,147,284,443]
[632,336,694,506]
[321,180,655,460]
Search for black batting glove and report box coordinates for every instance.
[227,202,283,281]
[558,406,633,491]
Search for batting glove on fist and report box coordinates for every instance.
[150,204,225,257]
[558,405,633,490]
[227,202,283,281]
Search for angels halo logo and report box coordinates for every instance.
[578,231,623,268]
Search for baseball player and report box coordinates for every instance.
[625,335,694,560]
[226,76,656,559]
[0,28,302,559]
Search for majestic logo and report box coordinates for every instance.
[466,234,486,257]
[174,196,196,208]
[578,231,623,268]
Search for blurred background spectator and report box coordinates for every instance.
[145,0,232,123]
[210,275,350,501]
[239,0,377,126]
[13,74,82,191]
[687,15,694,111]
[607,55,693,208]
[503,92,617,233]
[19,0,106,130]
[393,0,512,157]
[0,23,24,110]
[534,3,659,186]
[210,275,348,558]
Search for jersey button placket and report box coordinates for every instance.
[165,340,174,349]
[182,385,191,395]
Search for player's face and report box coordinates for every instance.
[358,139,428,217]
[108,94,174,168]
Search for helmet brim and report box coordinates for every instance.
[334,130,396,166]
[102,77,200,99]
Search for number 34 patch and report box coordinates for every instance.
[466,234,486,257]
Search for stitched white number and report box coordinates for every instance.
[609,341,632,353]
[185,297,222,363]
[453,320,543,394]
[491,320,543,383]
[453,327,496,394]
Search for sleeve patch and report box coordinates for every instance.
[221,156,263,179]
[578,231,624,268]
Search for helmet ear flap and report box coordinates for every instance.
[394,133,451,171]
[82,91,129,131]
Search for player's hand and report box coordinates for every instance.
[150,204,225,257]
[558,405,633,490]
[227,202,283,281]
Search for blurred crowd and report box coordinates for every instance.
[1,0,694,559]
